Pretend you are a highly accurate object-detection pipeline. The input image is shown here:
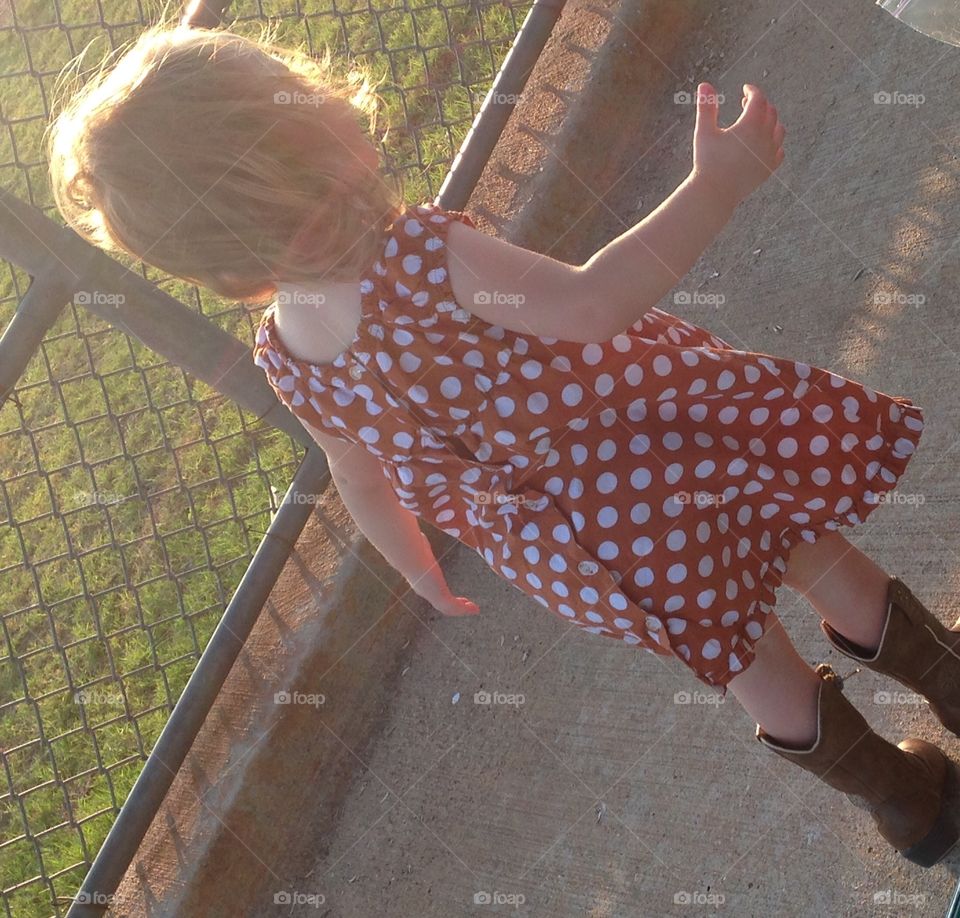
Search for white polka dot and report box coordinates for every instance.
[598,506,618,528]
[598,541,619,560]
[702,639,722,659]
[634,567,654,587]
[659,402,677,422]
[809,434,829,455]
[664,463,683,485]
[595,374,614,397]
[727,458,748,476]
[633,536,654,557]
[440,377,461,398]
[697,589,716,609]
[527,392,549,414]
[582,343,603,365]
[597,472,617,494]
[695,460,716,478]
[778,438,798,458]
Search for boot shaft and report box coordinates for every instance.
[755,663,951,857]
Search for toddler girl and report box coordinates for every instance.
[48,22,960,869]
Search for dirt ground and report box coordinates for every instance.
[130,0,960,916]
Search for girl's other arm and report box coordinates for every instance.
[447,82,784,343]
[299,419,479,617]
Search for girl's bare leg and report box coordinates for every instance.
[727,613,822,746]
[719,531,890,746]
[781,531,890,652]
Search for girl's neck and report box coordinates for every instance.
[273,278,364,365]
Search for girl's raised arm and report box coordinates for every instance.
[448,82,784,343]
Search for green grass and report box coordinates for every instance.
[0,0,531,914]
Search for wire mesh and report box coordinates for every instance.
[0,0,533,914]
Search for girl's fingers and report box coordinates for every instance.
[438,595,480,616]
[695,82,721,135]
[735,85,767,130]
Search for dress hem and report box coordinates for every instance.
[661,395,925,695]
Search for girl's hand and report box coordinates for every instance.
[692,81,785,210]
[429,591,480,617]
[408,571,480,617]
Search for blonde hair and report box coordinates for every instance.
[47,18,405,304]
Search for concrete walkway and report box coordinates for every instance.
[293,2,960,915]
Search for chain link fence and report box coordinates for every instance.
[0,0,533,914]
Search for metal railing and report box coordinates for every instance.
[0,0,564,915]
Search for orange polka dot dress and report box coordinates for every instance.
[253,201,925,693]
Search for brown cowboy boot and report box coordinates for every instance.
[756,664,957,867]
[820,577,960,737]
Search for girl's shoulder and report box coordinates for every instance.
[372,201,478,324]
[388,201,477,242]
